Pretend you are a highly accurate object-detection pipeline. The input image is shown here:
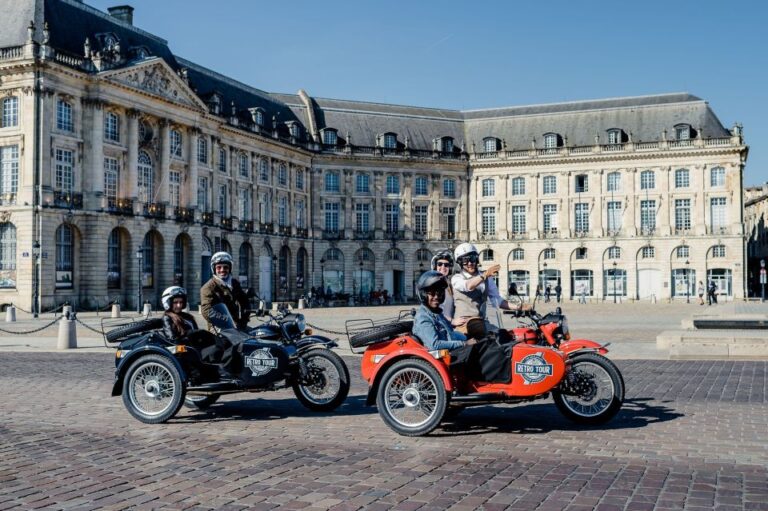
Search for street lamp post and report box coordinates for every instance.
[272,255,278,303]
[32,241,40,318]
[359,258,364,302]
[320,258,325,294]
[685,259,690,304]
[542,262,547,298]
[136,248,143,313]
[612,261,617,304]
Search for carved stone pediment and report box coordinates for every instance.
[99,58,207,111]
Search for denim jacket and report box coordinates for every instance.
[412,304,467,350]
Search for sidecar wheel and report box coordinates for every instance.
[122,354,185,424]
[183,395,220,410]
[553,353,624,425]
[292,349,350,412]
[376,358,447,436]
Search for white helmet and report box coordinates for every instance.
[210,251,233,274]
[161,286,187,311]
[454,242,479,265]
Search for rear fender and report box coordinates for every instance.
[111,346,187,396]
[295,335,338,354]
[560,339,609,356]
[365,349,453,406]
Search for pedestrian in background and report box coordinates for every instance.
[697,281,705,305]
[554,283,562,303]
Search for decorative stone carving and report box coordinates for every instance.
[103,60,205,110]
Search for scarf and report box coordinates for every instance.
[214,274,233,289]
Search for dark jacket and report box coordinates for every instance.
[162,311,198,341]
[200,276,250,330]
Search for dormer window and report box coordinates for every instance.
[287,122,301,139]
[441,136,454,153]
[208,93,222,116]
[544,133,563,149]
[322,128,338,146]
[483,137,500,153]
[607,129,624,144]
[383,133,397,149]
[249,108,265,127]
[674,124,691,140]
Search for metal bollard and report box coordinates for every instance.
[142,303,151,317]
[5,306,16,322]
[111,303,121,318]
[298,298,306,309]
[57,314,77,349]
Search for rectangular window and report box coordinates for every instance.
[170,130,182,158]
[104,112,119,142]
[443,179,456,198]
[640,200,656,232]
[383,134,397,149]
[278,196,288,226]
[675,169,690,188]
[606,172,621,192]
[325,172,340,192]
[259,159,269,181]
[296,169,304,190]
[2,97,19,128]
[575,175,588,193]
[607,201,622,232]
[240,155,250,178]
[710,167,725,187]
[713,245,726,258]
[197,138,208,164]
[542,204,557,232]
[323,130,337,145]
[385,203,399,232]
[198,177,209,211]
[710,197,727,229]
[296,200,305,228]
[325,202,340,231]
[443,207,455,236]
[55,148,74,192]
[414,177,428,196]
[574,202,589,232]
[511,177,525,196]
[168,171,181,208]
[414,205,428,235]
[481,206,496,236]
[218,148,227,173]
[640,171,655,190]
[386,175,400,194]
[675,199,691,230]
[482,179,495,197]
[218,184,228,217]
[0,145,19,198]
[104,157,119,206]
[356,174,370,194]
[356,203,370,232]
[642,246,655,259]
[239,187,251,221]
[511,205,526,234]
[543,175,557,194]
[56,100,73,131]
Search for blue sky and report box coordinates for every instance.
[90,0,768,185]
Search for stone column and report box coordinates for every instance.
[343,169,353,235]
[373,171,383,232]
[659,166,671,235]
[593,170,603,236]
[82,99,104,210]
[626,169,636,236]
[499,175,509,239]
[188,129,199,209]
[310,169,322,236]
[560,173,570,236]
[468,177,478,238]
[694,164,705,235]
[429,174,440,239]
[158,119,171,209]
[402,172,412,238]
[529,173,539,237]
[125,110,139,208]
[210,139,220,219]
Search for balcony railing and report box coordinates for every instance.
[640,226,656,236]
[412,231,427,240]
[440,231,456,240]
[707,225,729,235]
[318,143,467,161]
[241,220,255,233]
[53,191,83,209]
[174,207,194,223]
[322,230,344,240]
[296,227,309,238]
[259,222,274,234]
[107,198,134,215]
[385,230,405,240]
[143,202,165,219]
[221,217,234,230]
[509,231,528,240]
[674,228,693,236]
[574,229,589,238]
[478,233,497,241]
[607,229,622,237]
[278,225,292,236]
[541,229,559,239]
[201,212,214,225]
[354,230,374,240]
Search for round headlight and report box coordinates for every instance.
[296,314,306,332]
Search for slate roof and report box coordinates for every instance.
[1,0,732,152]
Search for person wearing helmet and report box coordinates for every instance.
[201,251,250,330]
[430,249,455,322]
[451,242,526,336]
[161,286,198,340]
[412,270,477,351]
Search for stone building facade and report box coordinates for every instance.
[745,184,768,296]
[0,0,749,310]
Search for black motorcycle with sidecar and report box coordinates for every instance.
[106,303,350,424]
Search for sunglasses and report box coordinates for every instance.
[461,255,479,264]
[436,261,452,268]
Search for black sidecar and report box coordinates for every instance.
[108,303,350,424]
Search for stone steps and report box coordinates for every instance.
[657,329,768,359]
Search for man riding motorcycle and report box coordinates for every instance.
[451,242,527,337]
[200,251,250,331]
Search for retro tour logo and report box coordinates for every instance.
[245,348,278,376]
[515,353,553,384]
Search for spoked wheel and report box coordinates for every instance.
[292,349,350,412]
[122,354,186,424]
[184,395,220,410]
[376,359,447,436]
[553,353,624,425]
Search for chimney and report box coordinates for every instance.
[108,5,134,25]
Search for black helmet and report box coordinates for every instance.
[430,249,454,271]
[416,270,448,305]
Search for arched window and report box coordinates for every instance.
[543,133,559,149]
[56,225,74,288]
[322,128,337,146]
[137,151,154,203]
[383,133,397,149]
[512,248,524,261]
[324,247,342,261]
[141,232,154,288]
[386,248,403,261]
[481,249,494,261]
[416,248,432,262]
[107,229,121,289]
[239,243,252,287]
[543,248,555,260]
[221,239,232,255]
[0,222,16,288]
[483,137,499,153]
[358,248,374,262]
[607,246,621,259]
[296,248,306,283]
[278,246,290,294]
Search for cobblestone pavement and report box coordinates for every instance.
[1,353,767,510]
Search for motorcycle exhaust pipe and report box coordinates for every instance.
[451,392,549,406]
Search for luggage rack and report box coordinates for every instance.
[345,309,416,354]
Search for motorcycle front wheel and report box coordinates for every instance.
[552,353,624,425]
[292,349,350,412]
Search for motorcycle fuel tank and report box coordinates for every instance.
[248,324,282,341]
[237,340,293,386]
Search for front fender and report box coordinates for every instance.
[295,335,338,353]
[111,346,188,396]
[560,339,609,357]
[365,350,453,406]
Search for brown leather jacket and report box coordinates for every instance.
[200,277,250,330]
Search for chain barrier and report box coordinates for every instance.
[10,303,66,315]
[304,322,348,337]
[74,316,104,335]
[0,316,62,335]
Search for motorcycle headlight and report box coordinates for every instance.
[296,314,306,332]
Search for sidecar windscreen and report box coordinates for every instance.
[208,303,236,330]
